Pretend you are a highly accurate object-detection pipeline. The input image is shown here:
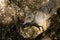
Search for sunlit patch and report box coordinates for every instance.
[20,26,43,38]
[41,0,50,5]
[2,16,12,24]
[0,0,7,8]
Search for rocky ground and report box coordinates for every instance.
[1,0,60,40]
